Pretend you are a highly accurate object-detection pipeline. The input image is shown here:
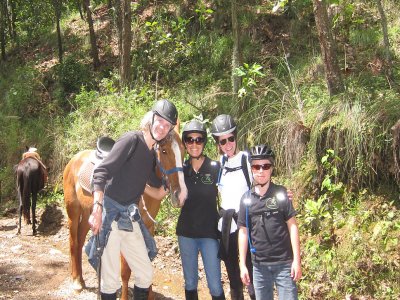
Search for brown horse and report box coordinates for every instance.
[16,150,47,235]
[63,130,187,299]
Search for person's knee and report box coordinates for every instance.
[134,265,154,288]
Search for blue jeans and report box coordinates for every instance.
[178,236,224,297]
[253,261,298,300]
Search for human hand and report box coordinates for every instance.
[240,265,251,286]
[287,189,294,201]
[291,260,302,281]
[89,203,102,235]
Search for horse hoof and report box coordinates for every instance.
[72,280,84,292]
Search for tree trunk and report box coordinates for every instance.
[52,0,63,63]
[114,0,122,60]
[8,0,17,41]
[119,0,132,89]
[77,0,84,20]
[231,0,241,98]
[312,0,344,96]
[0,0,6,60]
[83,0,100,69]
[376,0,393,83]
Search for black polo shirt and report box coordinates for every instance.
[176,156,221,239]
[238,182,297,264]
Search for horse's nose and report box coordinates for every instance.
[171,189,181,208]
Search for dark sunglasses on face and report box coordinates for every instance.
[184,136,205,145]
[219,136,235,146]
[251,163,273,171]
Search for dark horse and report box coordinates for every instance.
[16,150,47,235]
[63,129,187,300]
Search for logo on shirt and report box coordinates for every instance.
[201,174,214,185]
[265,197,279,210]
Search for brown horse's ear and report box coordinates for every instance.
[174,118,181,135]
[26,146,29,151]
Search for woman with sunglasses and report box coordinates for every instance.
[211,114,256,300]
[176,119,226,300]
[237,145,301,300]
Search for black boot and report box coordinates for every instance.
[133,285,149,300]
[100,292,117,300]
[185,289,199,300]
[212,293,226,300]
[230,286,244,300]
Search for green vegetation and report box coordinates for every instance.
[0,1,399,298]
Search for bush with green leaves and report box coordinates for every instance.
[298,151,400,299]
[56,55,93,96]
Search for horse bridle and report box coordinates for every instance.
[154,143,184,191]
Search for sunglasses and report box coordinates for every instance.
[184,136,205,145]
[219,136,235,146]
[251,163,273,171]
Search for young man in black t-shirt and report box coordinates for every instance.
[237,145,302,300]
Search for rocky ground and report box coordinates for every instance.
[0,203,254,300]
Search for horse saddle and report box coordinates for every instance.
[78,136,115,193]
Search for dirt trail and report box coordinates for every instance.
[0,204,251,300]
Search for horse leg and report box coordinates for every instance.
[67,207,85,291]
[31,192,37,235]
[17,204,22,235]
[77,209,91,288]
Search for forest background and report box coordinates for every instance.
[0,0,399,299]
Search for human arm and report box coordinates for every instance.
[88,190,104,235]
[287,217,302,281]
[238,226,251,286]
[144,184,168,200]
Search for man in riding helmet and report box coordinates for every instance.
[237,145,302,300]
[90,99,178,300]
[177,119,225,300]
[211,114,256,300]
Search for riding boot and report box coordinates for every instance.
[230,286,244,300]
[100,292,117,300]
[133,285,149,300]
[185,289,199,300]
[211,293,226,300]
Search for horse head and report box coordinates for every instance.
[154,129,188,208]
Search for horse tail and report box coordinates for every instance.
[17,168,31,223]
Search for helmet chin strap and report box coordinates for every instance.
[150,115,174,143]
[149,124,162,142]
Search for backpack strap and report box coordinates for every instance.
[241,152,251,190]
[216,154,227,186]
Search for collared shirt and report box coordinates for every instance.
[176,156,220,239]
[238,182,297,264]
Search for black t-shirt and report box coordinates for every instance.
[237,182,297,264]
[92,131,155,206]
[176,156,221,239]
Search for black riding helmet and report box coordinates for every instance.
[211,114,236,138]
[152,99,178,125]
[182,120,207,145]
[250,144,275,163]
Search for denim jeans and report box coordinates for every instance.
[253,261,298,300]
[178,236,224,297]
